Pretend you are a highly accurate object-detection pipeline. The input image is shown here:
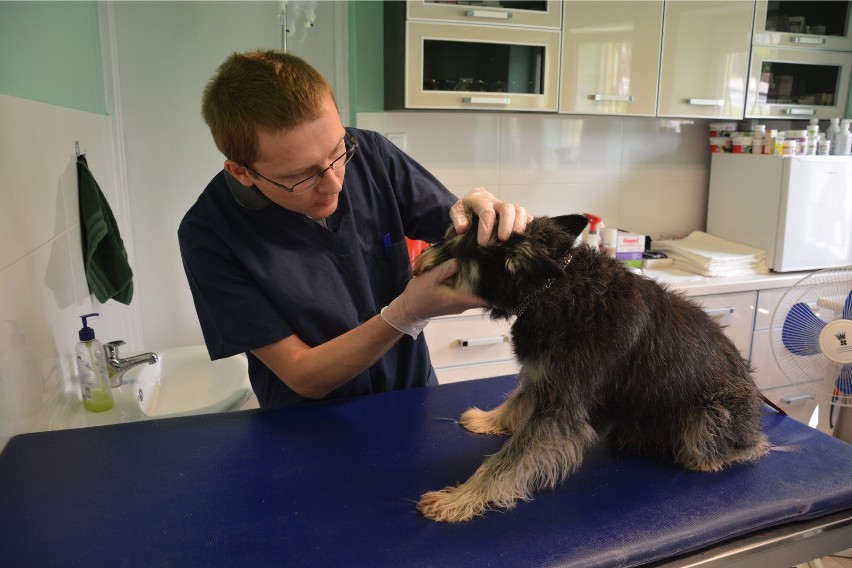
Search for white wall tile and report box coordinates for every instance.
[621,117,711,183]
[501,182,622,224]
[618,180,709,240]
[356,111,501,196]
[0,93,141,447]
[499,114,623,185]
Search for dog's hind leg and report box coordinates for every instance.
[459,386,533,436]
[675,402,770,472]
[418,410,597,522]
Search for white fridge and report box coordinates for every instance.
[706,154,852,272]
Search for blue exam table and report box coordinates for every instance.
[1,375,851,567]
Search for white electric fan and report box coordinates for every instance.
[771,267,852,442]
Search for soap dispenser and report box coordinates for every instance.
[75,313,114,412]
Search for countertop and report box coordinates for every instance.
[642,267,815,296]
[2,375,852,567]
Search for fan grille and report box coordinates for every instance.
[770,267,852,407]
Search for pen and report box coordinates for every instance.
[382,232,391,259]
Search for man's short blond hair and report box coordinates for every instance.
[202,50,335,166]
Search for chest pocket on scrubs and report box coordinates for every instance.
[368,237,412,309]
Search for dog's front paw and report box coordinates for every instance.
[459,407,509,435]
[417,486,485,523]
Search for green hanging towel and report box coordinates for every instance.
[77,156,134,305]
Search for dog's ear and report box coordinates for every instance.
[552,214,589,237]
[504,240,563,278]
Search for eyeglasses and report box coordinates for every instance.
[246,132,358,194]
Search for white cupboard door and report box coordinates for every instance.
[657,1,754,119]
[559,1,663,116]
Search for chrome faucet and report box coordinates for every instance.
[104,340,159,387]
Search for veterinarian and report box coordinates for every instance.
[179,50,529,408]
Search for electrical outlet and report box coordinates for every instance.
[385,132,407,151]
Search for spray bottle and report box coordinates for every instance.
[583,213,603,252]
[75,313,114,412]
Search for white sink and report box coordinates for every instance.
[125,345,251,418]
[49,345,252,429]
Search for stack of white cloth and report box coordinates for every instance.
[652,231,769,277]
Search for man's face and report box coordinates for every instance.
[225,96,347,220]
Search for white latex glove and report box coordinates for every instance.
[381,259,484,338]
[449,187,531,246]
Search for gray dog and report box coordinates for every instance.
[413,214,769,523]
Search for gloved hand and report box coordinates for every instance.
[381,259,484,338]
[449,186,531,246]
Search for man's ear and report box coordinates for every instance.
[224,160,255,187]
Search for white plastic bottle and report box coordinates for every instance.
[826,118,841,155]
[838,120,852,156]
[75,313,114,412]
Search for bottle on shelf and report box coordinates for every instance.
[838,120,852,156]
[826,118,841,155]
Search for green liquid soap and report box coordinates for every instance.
[83,389,114,412]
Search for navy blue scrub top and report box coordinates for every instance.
[178,128,458,408]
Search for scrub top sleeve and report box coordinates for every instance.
[365,130,458,243]
[179,229,293,360]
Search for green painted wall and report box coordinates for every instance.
[0,1,107,115]
[348,0,385,125]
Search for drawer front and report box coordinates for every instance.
[436,360,520,385]
[691,291,757,359]
[750,328,790,390]
[424,312,517,370]
[754,288,790,331]
[760,384,817,427]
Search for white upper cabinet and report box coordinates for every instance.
[753,0,852,52]
[407,0,562,29]
[745,47,852,119]
[657,1,755,119]
[559,1,663,116]
[385,2,561,112]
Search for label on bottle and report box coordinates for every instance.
[77,355,95,400]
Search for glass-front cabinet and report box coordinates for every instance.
[745,47,851,119]
[753,0,852,51]
[385,2,560,112]
[407,0,561,29]
[657,1,755,119]
[559,1,663,116]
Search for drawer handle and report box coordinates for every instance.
[463,96,511,105]
[790,36,826,45]
[703,307,735,318]
[780,395,813,405]
[465,9,512,20]
[687,98,723,106]
[458,336,507,348]
[785,108,816,116]
[592,94,633,102]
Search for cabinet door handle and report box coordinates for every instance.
[592,94,633,102]
[785,108,816,116]
[458,336,507,348]
[687,98,723,106]
[790,36,826,45]
[463,96,511,105]
[465,9,512,20]
[703,306,735,318]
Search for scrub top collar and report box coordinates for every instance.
[224,170,273,210]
